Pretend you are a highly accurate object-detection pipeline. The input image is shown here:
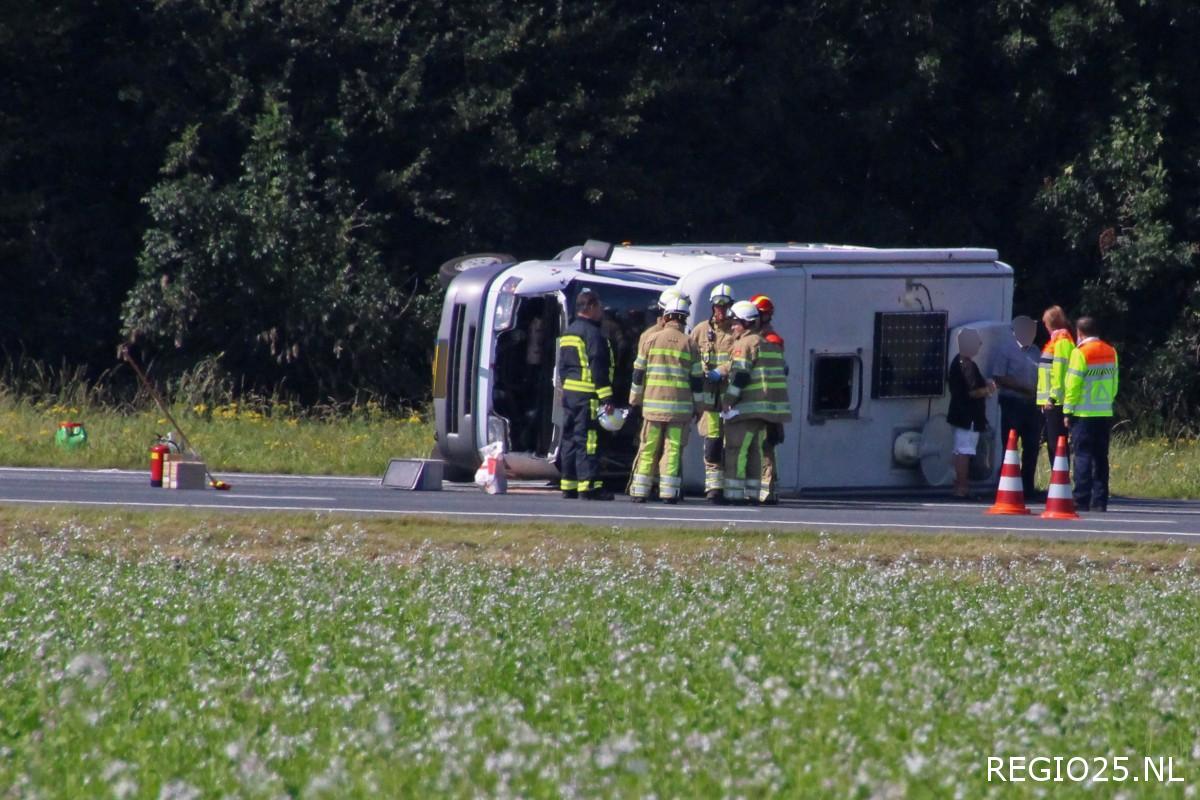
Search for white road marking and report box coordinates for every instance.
[206,494,336,502]
[0,497,1196,539]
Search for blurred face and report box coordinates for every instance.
[730,318,746,334]
[712,303,729,322]
[958,330,982,358]
[1013,318,1036,347]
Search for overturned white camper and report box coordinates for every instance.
[432,242,1015,493]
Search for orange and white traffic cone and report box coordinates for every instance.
[1040,435,1079,520]
[987,430,1031,515]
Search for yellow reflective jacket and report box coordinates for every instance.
[629,320,704,422]
[724,329,792,423]
[1064,338,1118,417]
[1036,328,1075,405]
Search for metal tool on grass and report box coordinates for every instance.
[119,346,232,490]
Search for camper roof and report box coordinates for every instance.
[571,243,1002,280]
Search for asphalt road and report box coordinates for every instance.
[1,466,1199,543]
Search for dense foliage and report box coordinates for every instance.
[2,1,1198,420]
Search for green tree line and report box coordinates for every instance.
[2,1,1197,423]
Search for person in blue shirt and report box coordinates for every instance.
[990,315,1042,498]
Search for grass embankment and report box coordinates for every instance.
[0,400,432,475]
[2,508,1199,798]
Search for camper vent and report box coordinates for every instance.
[871,311,948,399]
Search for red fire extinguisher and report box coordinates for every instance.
[150,441,171,487]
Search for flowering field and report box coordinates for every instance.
[2,509,1199,798]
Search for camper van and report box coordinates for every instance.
[433,241,1016,493]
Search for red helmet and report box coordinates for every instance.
[751,294,774,317]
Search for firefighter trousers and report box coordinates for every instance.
[630,421,690,500]
[723,419,765,502]
[560,392,600,493]
[697,410,724,493]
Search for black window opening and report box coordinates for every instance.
[463,324,477,417]
[871,311,948,399]
[811,354,862,418]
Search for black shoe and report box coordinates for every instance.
[708,492,729,506]
[630,496,646,504]
[562,489,578,499]
[663,497,679,505]
[585,488,615,501]
[730,499,750,507]
[761,496,779,506]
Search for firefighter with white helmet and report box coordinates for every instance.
[690,283,736,502]
[720,299,789,505]
[628,294,705,503]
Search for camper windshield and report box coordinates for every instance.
[567,280,661,405]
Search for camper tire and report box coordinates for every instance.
[437,252,515,288]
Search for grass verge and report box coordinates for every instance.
[0,400,432,475]
[2,509,1200,797]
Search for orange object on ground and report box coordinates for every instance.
[1040,435,1079,520]
[986,430,1031,515]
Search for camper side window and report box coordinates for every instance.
[810,354,862,419]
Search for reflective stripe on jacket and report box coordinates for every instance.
[558,317,613,401]
[1064,337,1118,417]
[724,330,792,422]
[1036,328,1075,405]
[629,320,704,422]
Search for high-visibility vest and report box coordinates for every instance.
[1036,328,1075,405]
[1063,338,1118,417]
[630,320,704,422]
[724,331,792,423]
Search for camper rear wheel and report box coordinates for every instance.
[437,252,515,288]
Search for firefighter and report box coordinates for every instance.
[720,300,786,505]
[1037,305,1076,471]
[750,294,791,504]
[1063,316,1118,512]
[628,294,705,504]
[557,288,615,501]
[690,283,736,503]
[628,287,684,498]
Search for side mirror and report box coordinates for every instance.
[580,239,614,273]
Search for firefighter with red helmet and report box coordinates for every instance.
[750,294,789,504]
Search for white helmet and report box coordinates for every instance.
[657,287,682,310]
[729,300,760,324]
[663,294,692,317]
[597,406,629,432]
[709,283,734,306]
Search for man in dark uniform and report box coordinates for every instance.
[557,288,615,500]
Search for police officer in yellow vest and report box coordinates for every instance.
[1063,316,1118,512]
[557,288,615,501]
[721,300,791,505]
[1037,305,1075,470]
[628,294,705,504]
[690,284,736,503]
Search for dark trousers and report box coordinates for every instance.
[1071,417,1112,511]
[1000,396,1040,495]
[560,392,600,492]
[1043,405,1068,468]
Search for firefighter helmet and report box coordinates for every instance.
[596,406,629,432]
[729,300,760,324]
[662,294,692,317]
[709,283,734,306]
[751,294,774,318]
[657,287,682,310]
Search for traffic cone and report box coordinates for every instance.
[986,430,1031,515]
[1040,435,1079,520]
